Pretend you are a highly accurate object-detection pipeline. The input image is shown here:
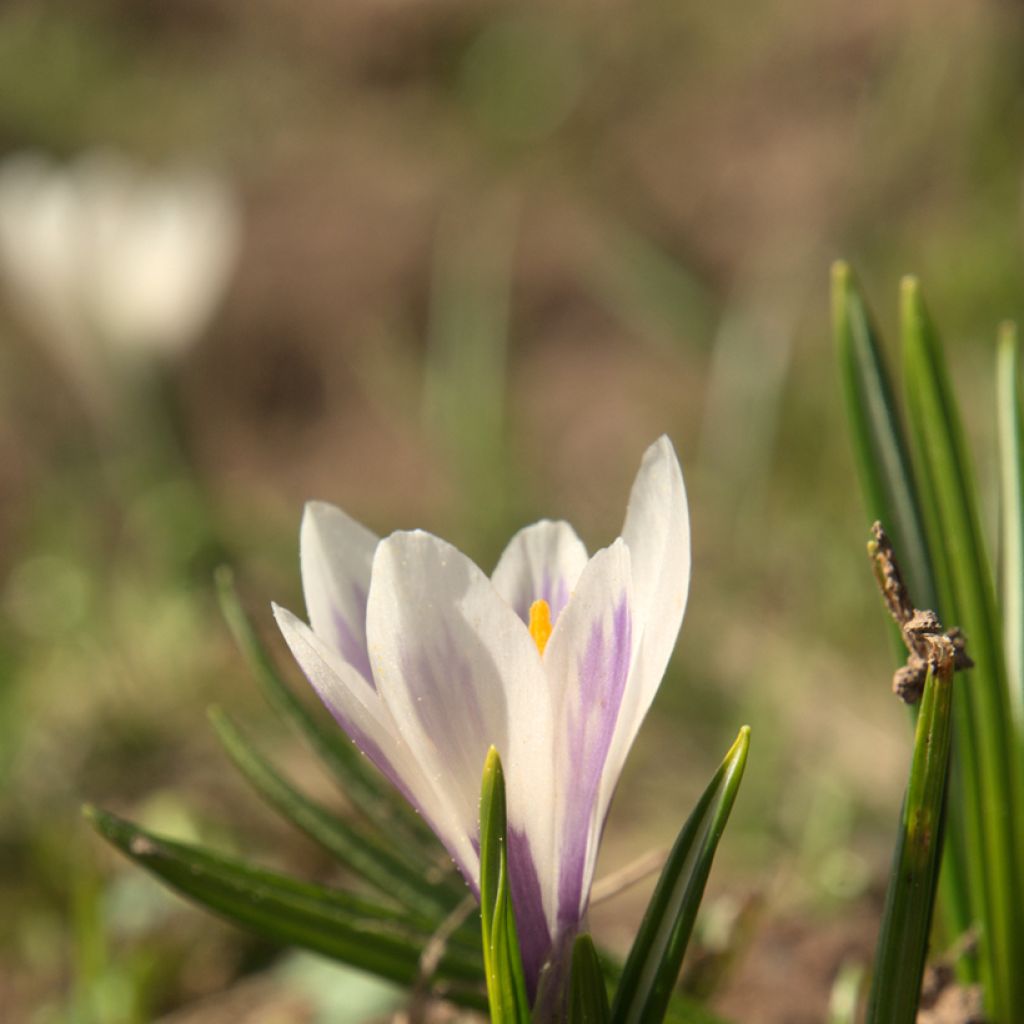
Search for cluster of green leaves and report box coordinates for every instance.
[478,732,750,1023]
[834,263,1024,1022]
[86,567,750,1021]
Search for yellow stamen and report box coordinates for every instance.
[529,599,553,655]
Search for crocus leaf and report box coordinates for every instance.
[479,747,530,1024]
[85,805,487,1007]
[832,263,972,944]
[832,260,937,611]
[901,277,1024,1019]
[214,567,443,860]
[611,726,750,1024]
[866,662,954,1024]
[207,705,469,926]
[996,322,1024,732]
[570,934,611,1023]
[600,960,731,1024]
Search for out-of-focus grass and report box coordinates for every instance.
[2,0,1024,1018]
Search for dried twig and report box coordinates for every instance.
[867,522,973,703]
[590,845,670,905]
[396,894,477,1024]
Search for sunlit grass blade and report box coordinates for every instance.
[207,706,469,924]
[479,747,530,1024]
[901,277,1024,1019]
[85,805,487,1007]
[827,961,864,1024]
[866,661,954,1023]
[832,261,937,609]
[997,322,1024,731]
[832,262,970,943]
[214,567,438,854]
[610,726,750,1024]
[570,934,611,1023]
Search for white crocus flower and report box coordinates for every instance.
[273,436,690,1005]
[0,151,239,407]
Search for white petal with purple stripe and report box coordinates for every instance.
[272,435,691,1009]
[492,519,589,624]
[543,540,635,931]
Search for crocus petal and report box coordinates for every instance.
[300,501,378,685]
[599,435,690,822]
[543,539,635,932]
[366,530,556,931]
[491,519,589,624]
[272,602,473,879]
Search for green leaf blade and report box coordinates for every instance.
[479,747,531,1024]
[832,260,937,610]
[997,322,1024,732]
[866,662,954,1024]
[84,805,487,1005]
[901,278,1024,1020]
[832,262,973,954]
[570,934,611,1024]
[207,706,465,925]
[611,726,750,1024]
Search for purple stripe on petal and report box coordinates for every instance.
[332,584,374,686]
[508,826,553,1000]
[401,626,489,764]
[514,571,571,626]
[557,596,632,930]
[296,662,476,885]
[539,570,571,622]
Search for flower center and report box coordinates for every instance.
[529,599,552,655]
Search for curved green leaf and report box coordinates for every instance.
[85,805,486,1007]
[208,706,468,925]
[611,727,750,1024]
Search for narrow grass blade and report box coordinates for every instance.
[832,261,937,609]
[570,934,611,1024]
[997,322,1024,731]
[611,726,750,1024]
[833,262,971,943]
[479,747,530,1024]
[901,277,1024,1019]
[827,961,864,1024]
[208,706,468,925]
[866,662,954,1024]
[214,567,439,854]
[85,805,487,1005]
[601,960,731,1024]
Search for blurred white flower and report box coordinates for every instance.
[0,150,240,404]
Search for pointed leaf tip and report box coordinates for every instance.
[831,259,851,288]
[611,726,750,1023]
[478,745,529,1024]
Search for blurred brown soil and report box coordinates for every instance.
[712,900,880,1023]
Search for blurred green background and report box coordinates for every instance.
[2,0,1023,1020]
